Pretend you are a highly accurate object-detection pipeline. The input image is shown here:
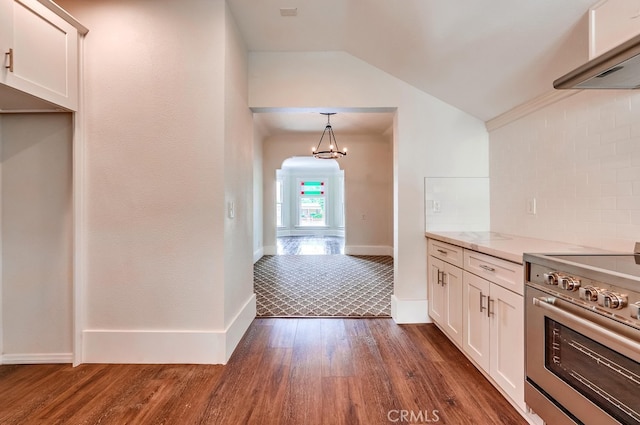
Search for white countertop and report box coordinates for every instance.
[425,231,611,264]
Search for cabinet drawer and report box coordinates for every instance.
[428,239,463,268]
[463,251,523,295]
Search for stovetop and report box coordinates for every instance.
[525,252,640,293]
[525,252,640,328]
[546,254,640,279]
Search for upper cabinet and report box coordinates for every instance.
[0,0,87,112]
[589,0,640,59]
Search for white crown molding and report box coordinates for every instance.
[486,89,582,132]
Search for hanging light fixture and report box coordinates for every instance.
[311,112,347,159]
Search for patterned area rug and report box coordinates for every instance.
[254,255,393,317]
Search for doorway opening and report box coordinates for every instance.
[275,156,344,255]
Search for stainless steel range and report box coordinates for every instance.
[524,250,640,425]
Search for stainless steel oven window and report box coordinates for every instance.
[544,317,640,424]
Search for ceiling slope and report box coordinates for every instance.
[228,0,596,124]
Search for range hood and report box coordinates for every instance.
[554,33,640,89]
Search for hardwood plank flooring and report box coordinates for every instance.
[0,319,527,425]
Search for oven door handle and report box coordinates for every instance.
[532,297,640,354]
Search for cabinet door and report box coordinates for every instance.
[590,0,640,58]
[462,271,490,371]
[428,256,446,326]
[0,1,10,51]
[2,0,78,110]
[489,283,525,411]
[443,262,463,347]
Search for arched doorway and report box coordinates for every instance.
[275,156,344,255]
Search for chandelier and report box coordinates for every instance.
[311,113,347,159]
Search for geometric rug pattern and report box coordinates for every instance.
[254,255,393,317]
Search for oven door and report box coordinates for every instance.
[525,286,640,425]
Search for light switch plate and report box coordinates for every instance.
[526,198,536,215]
[228,201,235,219]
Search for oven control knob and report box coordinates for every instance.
[543,272,561,285]
[559,275,581,291]
[597,291,628,310]
[579,286,601,302]
[631,302,640,320]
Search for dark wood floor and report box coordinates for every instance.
[0,319,527,425]
[277,236,345,255]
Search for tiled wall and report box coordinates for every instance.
[490,90,640,252]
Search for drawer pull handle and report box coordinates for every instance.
[5,48,13,72]
[436,249,448,255]
[479,264,495,272]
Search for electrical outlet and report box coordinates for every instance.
[432,201,441,213]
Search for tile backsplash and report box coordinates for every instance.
[490,90,640,252]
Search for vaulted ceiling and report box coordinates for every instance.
[228,0,596,134]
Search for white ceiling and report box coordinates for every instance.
[228,0,596,134]
[253,110,395,136]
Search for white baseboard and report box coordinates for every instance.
[345,245,393,256]
[263,245,276,255]
[224,294,257,361]
[2,352,73,364]
[391,295,430,324]
[253,247,264,264]
[82,294,257,365]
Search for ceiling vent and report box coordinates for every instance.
[279,7,297,17]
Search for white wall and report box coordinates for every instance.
[425,177,490,232]
[262,133,393,256]
[490,90,640,252]
[253,122,266,263]
[1,113,73,363]
[250,51,488,323]
[222,4,256,358]
[59,0,254,364]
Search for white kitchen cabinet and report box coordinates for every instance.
[0,0,81,111]
[463,270,525,411]
[589,0,640,59]
[463,249,523,295]
[489,281,524,411]
[427,240,463,347]
[428,256,463,346]
[428,256,446,325]
[462,271,491,370]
